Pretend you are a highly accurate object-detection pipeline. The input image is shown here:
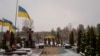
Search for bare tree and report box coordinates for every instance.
[68,23,72,32]
[22,20,34,31]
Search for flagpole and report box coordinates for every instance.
[1,23,3,33]
[14,0,18,47]
[1,21,3,39]
[15,0,18,28]
[15,0,18,38]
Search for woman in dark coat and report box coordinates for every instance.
[2,30,11,52]
[10,32,16,50]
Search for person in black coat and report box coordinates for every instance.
[10,32,16,50]
[2,30,11,52]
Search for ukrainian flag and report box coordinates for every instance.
[0,19,10,26]
[9,25,18,32]
[3,22,11,26]
[18,6,31,20]
[0,20,3,26]
[2,18,13,26]
[2,18,17,32]
[2,18,12,24]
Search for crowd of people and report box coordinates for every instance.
[1,28,34,52]
[2,30,16,52]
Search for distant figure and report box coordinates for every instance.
[26,28,34,48]
[10,32,16,50]
[28,28,33,41]
[2,31,11,52]
[16,35,22,48]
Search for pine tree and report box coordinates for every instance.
[77,24,85,53]
[77,29,82,53]
[56,27,61,46]
[96,33,100,56]
[90,27,96,56]
[69,31,74,46]
[51,29,57,46]
[85,26,96,56]
[85,27,91,56]
[51,29,56,36]
[80,33,86,53]
[56,32,60,45]
[96,24,100,56]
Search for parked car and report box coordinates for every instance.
[38,43,44,49]
[64,44,72,49]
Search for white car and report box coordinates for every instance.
[64,44,72,49]
[38,43,44,49]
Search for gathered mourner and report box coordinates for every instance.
[2,31,16,52]
[16,35,22,48]
[10,32,16,50]
[2,30,11,52]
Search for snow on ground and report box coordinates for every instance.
[0,48,43,56]
[0,47,81,56]
[60,49,81,56]
[31,49,43,56]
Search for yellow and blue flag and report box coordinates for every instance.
[0,19,10,26]
[2,18,18,32]
[0,20,3,26]
[2,18,12,24]
[9,25,18,32]
[18,6,31,20]
[2,18,13,26]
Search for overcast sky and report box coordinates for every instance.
[0,0,100,32]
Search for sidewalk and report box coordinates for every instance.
[0,48,43,56]
[60,49,81,56]
[31,48,43,56]
[40,47,60,56]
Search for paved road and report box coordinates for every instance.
[40,47,60,56]
[0,47,81,56]
[40,47,81,56]
[60,49,81,56]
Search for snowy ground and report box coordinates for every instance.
[39,47,81,56]
[0,48,43,56]
[60,49,81,56]
[0,47,81,56]
[31,49,43,56]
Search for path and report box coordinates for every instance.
[60,49,81,56]
[40,47,60,56]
